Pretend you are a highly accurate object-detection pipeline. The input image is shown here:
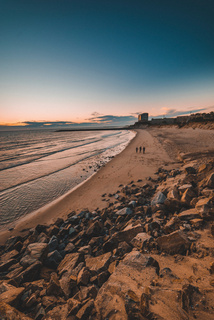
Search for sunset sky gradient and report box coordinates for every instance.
[1,0,214,128]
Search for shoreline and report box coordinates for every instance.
[1,126,213,245]
[0,129,139,244]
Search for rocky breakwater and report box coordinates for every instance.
[0,158,214,319]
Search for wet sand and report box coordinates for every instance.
[0,126,213,245]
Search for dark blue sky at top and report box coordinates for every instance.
[1,0,214,127]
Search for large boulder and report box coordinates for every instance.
[111,223,144,243]
[0,302,33,320]
[85,252,111,274]
[86,220,103,237]
[157,230,190,254]
[164,217,181,234]
[57,253,83,277]
[14,261,42,285]
[178,208,201,220]
[95,251,159,320]
[195,198,214,218]
[0,286,25,308]
[130,233,152,250]
[25,243,48,261]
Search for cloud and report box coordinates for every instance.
[0,115,138,130]
[87,115,137,125]
[91,111,102,117]
[130,112,142,116]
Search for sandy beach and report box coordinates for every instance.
[0,125,214,319]
[0,126,213,245]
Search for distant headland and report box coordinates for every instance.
[57,111,214,132]
[130,111,214,127]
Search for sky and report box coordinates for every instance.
[1,0,214,128]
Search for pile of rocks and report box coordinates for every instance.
[0,159,213,319]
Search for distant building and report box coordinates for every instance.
[138,113,148,122]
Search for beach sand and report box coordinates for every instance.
[0,126,213,245]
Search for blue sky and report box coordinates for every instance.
[1,0,214,128]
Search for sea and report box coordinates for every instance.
[0,129,135,228]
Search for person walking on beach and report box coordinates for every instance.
[136,147,138,153]
[139,146,142,153]
[143,146,145,154]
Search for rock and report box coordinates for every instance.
[20,255,37,268]
[37,232,48,243]
[75,285,97,302]
[13,241,23,252]
[112,223,144,243]
[5,236,23,252]
[64,242,75,253]
[46,272,63,296]
[0,259,17,272]
[57,253,84,277]
[69,227,76,236]
[85,252,111,274]
[76,299,94,320]
[211,224,214,237]
[0,302,33,319]
[128,200,137,208]
[54,218,64,227]
[164,198,182,212]
[42,295,57,310]
[48,225,59,236]
[48,236,58,252]
[206,172,214,188]
[0,286,25,307]
[44,304,69,319]
[95,251,159,319]
[14,261,42,285]
[45,250,63,268]
[35,306,46,320]
[115,207,132,216]
[130,233,152,250]
[6,266,24,280]
[77,267,91,286]
[35,224,47,234]
[164,217,181,234]
[151,192,166,205]
[60,262,84,298]
[25,242,48,261]
[97,270,110,287]
[103,238,118,252]
[78,245,91,255]
[116,241,132,256]
[181,188,196,205]
[167,187,180,200]
[178,184,193,192]
[25,294,37,308]
[145,220,160,233]
[86,221,103,237]
[190,218,203,228]
[178,208,201,220]
[0,249,19,263]
[184,166,196,174]
[157,230,190,254]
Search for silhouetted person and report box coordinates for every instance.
[136,147,138,153]
[143,147,145,154]
[139,146,142,153]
